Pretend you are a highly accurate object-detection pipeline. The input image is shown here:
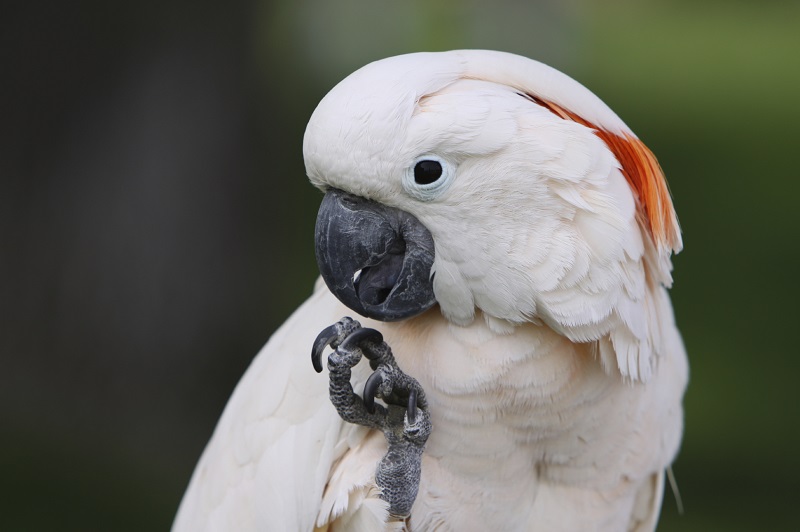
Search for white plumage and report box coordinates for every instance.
[174,50,687,531]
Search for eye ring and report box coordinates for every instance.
[403,155,454,201]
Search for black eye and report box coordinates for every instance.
[413,160,443,185]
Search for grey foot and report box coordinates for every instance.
[312,317,432,519]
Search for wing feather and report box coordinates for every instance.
[173,282,359,531]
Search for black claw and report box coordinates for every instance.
[363,371,383,414]
[407,389,417,424]
[312,324,339,373]
[340,327,383,356]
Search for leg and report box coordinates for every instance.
[312,318,432,519]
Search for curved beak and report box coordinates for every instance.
[315,188,436,321]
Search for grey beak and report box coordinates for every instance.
[315,188,436,321]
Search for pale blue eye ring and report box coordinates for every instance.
[403,155,454,201]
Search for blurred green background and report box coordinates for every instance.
[2,0,798,530]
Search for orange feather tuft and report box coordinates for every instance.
[523,94,681,254]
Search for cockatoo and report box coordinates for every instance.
[174,50,687,531]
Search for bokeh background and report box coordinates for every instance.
[2,0,798,530]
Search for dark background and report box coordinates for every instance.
[2,1,798,530]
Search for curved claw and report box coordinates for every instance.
[363,371,383,414]
[312,324,339,373]
[407,388,417,424]
[340,327,384,356]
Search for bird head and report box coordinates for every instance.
[304,50,681,375]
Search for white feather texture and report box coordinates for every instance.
[176,50,688,531]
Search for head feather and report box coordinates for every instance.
[522,95,682,255]
[452,50,682,257]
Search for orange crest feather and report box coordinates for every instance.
[525,94,681,254]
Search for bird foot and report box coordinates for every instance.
[312,317,431,519]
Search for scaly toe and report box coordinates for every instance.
[340,327,383,354]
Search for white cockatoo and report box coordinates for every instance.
[174,50,687,532]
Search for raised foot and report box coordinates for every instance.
[312,317,432,519]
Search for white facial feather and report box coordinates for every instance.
[304,50,679,381]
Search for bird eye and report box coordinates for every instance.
[403,155,453,201]
[414,160,443,185]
